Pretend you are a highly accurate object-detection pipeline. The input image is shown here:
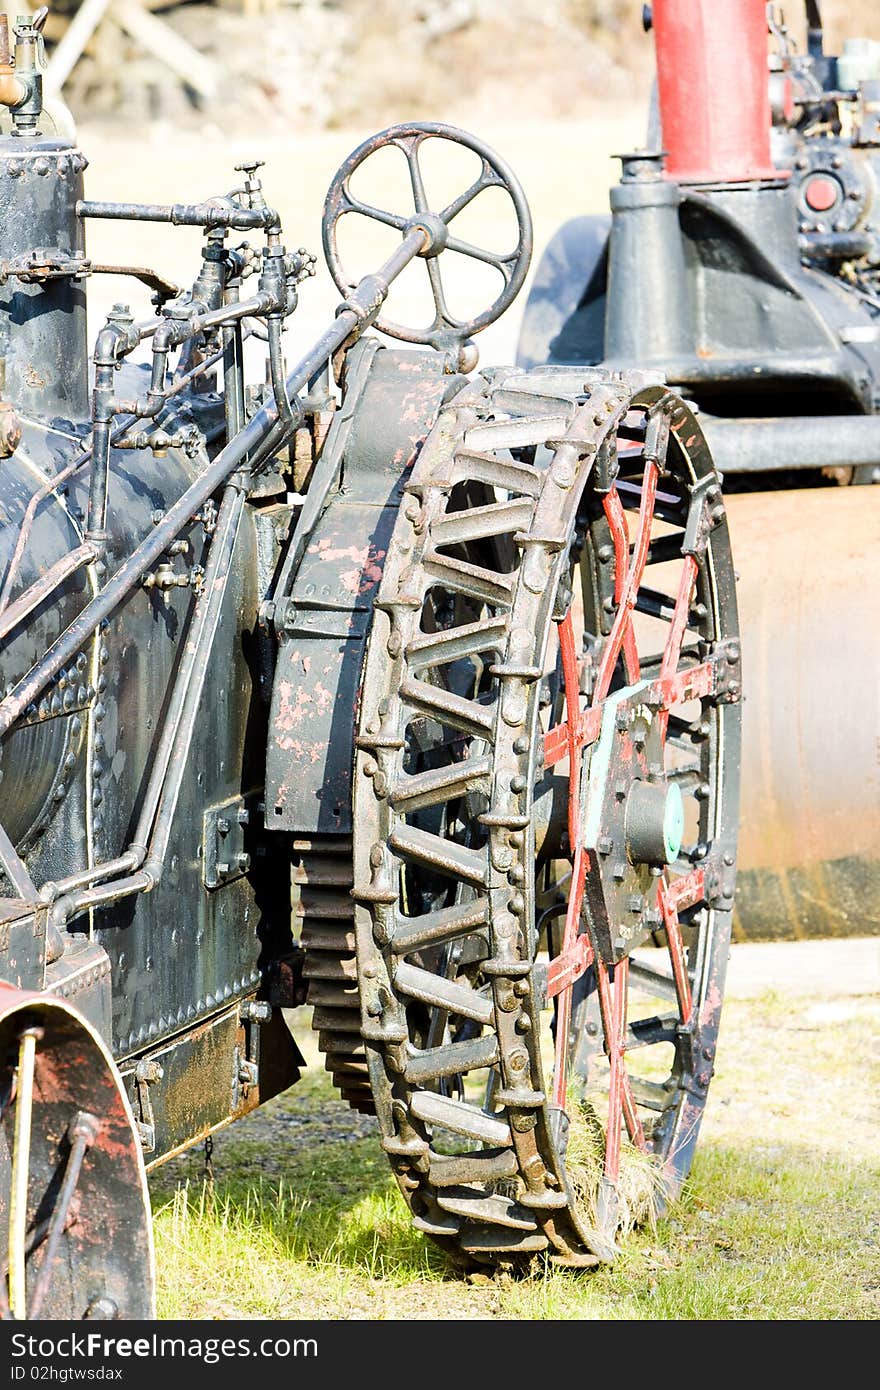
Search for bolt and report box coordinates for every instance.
[237,852,251,873]
[597,835,613,856]
[628,893,644,913]
[217,817,230,835]
[241,1000,271,1023]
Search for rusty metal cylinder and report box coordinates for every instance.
[726,486,880,939]
[653,0,777,183]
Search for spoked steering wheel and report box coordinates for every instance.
[322,122,533,353]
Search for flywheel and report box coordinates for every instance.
[351,366,741,1266]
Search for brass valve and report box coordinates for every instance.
[0,9,48,130]
[0,14,27,109]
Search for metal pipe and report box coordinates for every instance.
[43,852,141,899]
[267,316,298,431]
[652,0,777,182]
[222,319,245,439]
[702,414,880,473]
[143,488,246,874]
[77,200,278,231]
[49,871,154,923]
[9,1026,38,1319]
[131,482,244,859]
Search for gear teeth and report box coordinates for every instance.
[297,843,374,1114]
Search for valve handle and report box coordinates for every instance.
[322,122,533,352]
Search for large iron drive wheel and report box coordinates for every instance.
[0,987,155,1319]
[352,368,741,1267]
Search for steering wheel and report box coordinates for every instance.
[322,122,533,352]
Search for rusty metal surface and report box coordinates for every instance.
[0,983,154,1319]
[119,998,302,1168]
[267,347,460,835]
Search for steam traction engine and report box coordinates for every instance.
[0,10,743,1314]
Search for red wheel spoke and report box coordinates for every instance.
[543,705,602,767]
[558,609,581,847]
[665,866,705,913]
[603,487,640,683]
[657,876,693,1025]
[653,658,715,711]
[597,959,645,1179]
[542,610,602,769]
[594,461,659,704]
[657,554,698,740]
[547,610,598,1109]
[551,844,591,1107]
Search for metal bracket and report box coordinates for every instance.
[0,248,91,284]
[710,636,742,703]
[682,473,724,558]
[133,1059,163,1153]
[202,791,262,890]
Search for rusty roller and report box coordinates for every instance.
[729,486,880,939]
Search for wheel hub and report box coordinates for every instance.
[581,683,679,962]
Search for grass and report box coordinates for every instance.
[150,992,880,1321]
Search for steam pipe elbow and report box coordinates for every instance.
[94,323,127,369]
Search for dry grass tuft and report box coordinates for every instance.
[565,1092,666,1240]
